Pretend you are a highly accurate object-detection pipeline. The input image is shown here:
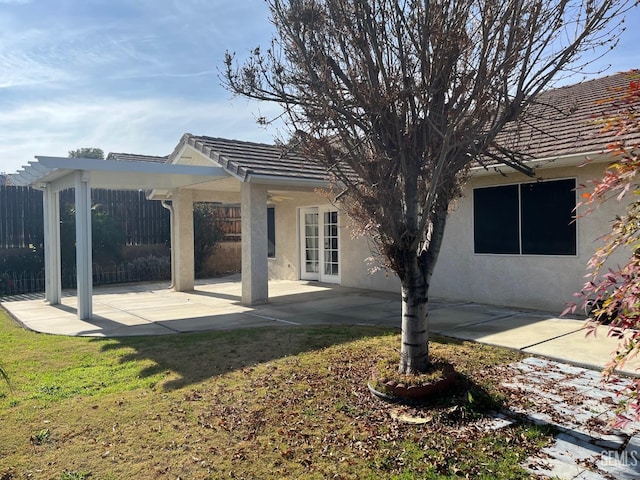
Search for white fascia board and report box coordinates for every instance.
[35,156,227,178]
[91,171,230,190]
[470,151,611,177]
[15,156,230,191]
[246,173,331,189]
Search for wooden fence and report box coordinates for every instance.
[213,205,241,241]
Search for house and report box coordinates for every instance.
[434,71,640,311]
[10,71,639,319]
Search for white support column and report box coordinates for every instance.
[74,171,93,320]
[241,182,268,305]
[161,200,175,288]
[173,189,194,291]
[43,185,61,305]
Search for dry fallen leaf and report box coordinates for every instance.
[389,408,433,424]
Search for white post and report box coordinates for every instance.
[161,200,175,288]
[241,182,268,305]
[74,171,93,320]
[173,189,194,291]
[43,185,61,305]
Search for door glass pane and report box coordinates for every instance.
[323,209,339,277]
[304,212,319,273]
[267,207,275,258]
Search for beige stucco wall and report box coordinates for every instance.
[339,220,400,292]
[174,145,398,290]
[177,143,625,312]
[267,190,400,291]
[267,191,326,280]
[430,162,626,312]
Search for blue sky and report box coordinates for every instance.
[0,0,638,174]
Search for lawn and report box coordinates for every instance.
[0,309,551,479]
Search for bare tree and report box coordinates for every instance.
[224,0,634,374]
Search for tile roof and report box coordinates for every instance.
[496,70,640,160]
[122,71,639,182]
[177,73,639,180]
[171,134,332,183]
[106,152,168,163]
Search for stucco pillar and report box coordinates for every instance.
[43,185,61,305]
[241,182,268,305]
[173,189,194,291]
[74,171,93,320]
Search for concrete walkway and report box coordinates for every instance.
[1,275,637,374]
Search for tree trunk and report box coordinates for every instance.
[398,204,449,375]
[399,258,430,374]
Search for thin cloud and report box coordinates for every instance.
[0,0,636,177]
[116,69,219,80]
[0,95,284,173]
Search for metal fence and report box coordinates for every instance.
[0,256,171,297]
[0,185,241,296]
[0,185,43,249]
[0,186,171,249]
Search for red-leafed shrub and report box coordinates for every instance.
[566,70,640,425]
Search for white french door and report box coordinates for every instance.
[299,206,340,283]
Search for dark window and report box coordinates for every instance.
[521,179,576,255]
[267,207,275,258]
[473,179,576,255]
[473,184,519,254]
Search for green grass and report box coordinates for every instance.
[0,308,550,479]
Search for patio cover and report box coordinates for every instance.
[11,156,227,320]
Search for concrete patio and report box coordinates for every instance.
[1,274,638,376]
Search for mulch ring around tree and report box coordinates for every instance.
[368,357,457,404]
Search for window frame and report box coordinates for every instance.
[472,177,577,257]
[267,206,276,258]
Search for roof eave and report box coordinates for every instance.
[470,150,612,177]
[245,173,331,188]
[11,156,229,191]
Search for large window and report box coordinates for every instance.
[473,178,576,255]
[267,207,275,258]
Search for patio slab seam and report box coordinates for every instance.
[518,326,589,351]
[244,312,301,326]
[92,302,164,323]
[434,312,530,334]
[427,300,474,310]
